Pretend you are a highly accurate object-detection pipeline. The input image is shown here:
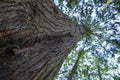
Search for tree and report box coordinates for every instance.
[55,0,120,80]
[0,0,85,80]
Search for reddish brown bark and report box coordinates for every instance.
[0,0,85,80]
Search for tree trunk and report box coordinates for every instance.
[0,0,85,80]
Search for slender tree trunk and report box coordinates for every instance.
[97,63,102,80]
[0,0,85,80]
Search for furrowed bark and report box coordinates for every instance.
[0,0,85,80]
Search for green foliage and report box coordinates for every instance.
[113,75,120,80]
[114,0,120,13]
[58,0,79,8]
[66,0,79,8]
[55,0,120,79]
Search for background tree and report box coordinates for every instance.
[55,0,120,80]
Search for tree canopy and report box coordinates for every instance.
[54,0,120,79]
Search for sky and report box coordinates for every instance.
[54,0,120,79]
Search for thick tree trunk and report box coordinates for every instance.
[0,0,85,80]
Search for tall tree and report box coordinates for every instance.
[0,0,85,80]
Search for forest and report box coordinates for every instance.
[0,0,120,80]
[55,0,120,80]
